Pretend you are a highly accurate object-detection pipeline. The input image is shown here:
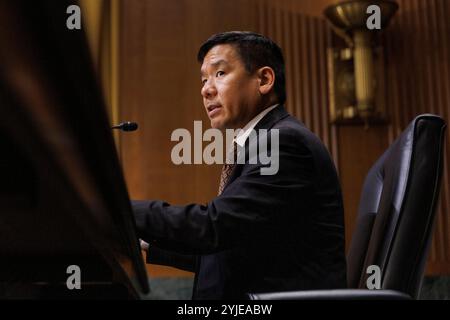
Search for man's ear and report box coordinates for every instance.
[257,66,275,95]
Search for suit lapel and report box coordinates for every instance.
[253,104,289,132]
[221,105,289,191]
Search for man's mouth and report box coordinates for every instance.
[207,104,222,118]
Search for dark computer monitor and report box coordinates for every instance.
[0,0,148,299]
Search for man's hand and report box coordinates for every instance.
[140,239,149,250]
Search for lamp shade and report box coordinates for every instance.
[324,0,398,32]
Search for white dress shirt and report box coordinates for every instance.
[224,104,278,163]
[235,104,278,148]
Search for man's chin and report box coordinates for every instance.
[210,119,225,130]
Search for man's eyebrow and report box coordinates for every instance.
[200,59,228,76]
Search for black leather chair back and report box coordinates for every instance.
[347,114,446,298]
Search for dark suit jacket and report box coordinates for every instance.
[132,105,346,299]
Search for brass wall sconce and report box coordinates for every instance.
[324,0,398,124]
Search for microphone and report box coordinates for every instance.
[111,121,138,132]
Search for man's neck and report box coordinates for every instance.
[234,103,279,147]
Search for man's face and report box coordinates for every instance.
[200,44,262,130]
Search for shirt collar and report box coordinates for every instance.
[234,103,279,148]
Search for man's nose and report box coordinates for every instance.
[201,79,217,98]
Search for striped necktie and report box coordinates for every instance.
[217,142,238,195]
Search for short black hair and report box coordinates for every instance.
[197,31,286,105]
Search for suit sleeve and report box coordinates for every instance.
[144,244,197,272]
[132,127,314,255]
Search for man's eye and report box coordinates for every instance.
[201,79,207,85]
[216,71,225,77]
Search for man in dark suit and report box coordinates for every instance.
[132,31,346,299]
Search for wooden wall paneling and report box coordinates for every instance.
[326,26,339,168]
[387,0,404,135]
[318,20,330,150]
[261,1,335,153]
[121,0,191,204]
[300,16,312,128]
[282,1,293,114]
[420,0,445,263]
[257,0,267,36]
[434,0,450,264]
[397,0,412,127]
[426,0,450,273]
[119,0,266,277]
[262,0,271,36]
[337,126,389,250]
[290,2,301,120]
[309,17,320,134]
[413,0,426,115]
[384,0,450,274]
[383,18,400,143]
[268,1,277,46]
[435,0,450,263]
[119,0,194,277]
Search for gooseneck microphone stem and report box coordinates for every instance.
[111,121,138,132]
